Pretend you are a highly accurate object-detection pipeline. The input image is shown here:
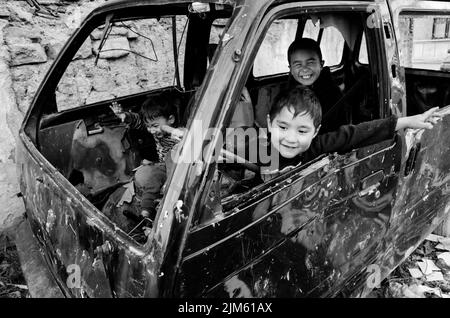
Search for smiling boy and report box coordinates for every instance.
[110,95,184,224]
[287,38,349,132]
[260,87,441,177]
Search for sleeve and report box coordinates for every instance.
[309,116,398,157]
[123,112,146,130]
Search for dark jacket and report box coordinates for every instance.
[231,116,398,177]
[288,67,349,133]
[275,116,397,171]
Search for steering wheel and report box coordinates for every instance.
[218,148,260,173]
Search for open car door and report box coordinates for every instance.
[380,0,450,272]
[177,134,403,297]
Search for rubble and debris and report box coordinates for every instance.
[437,252,450,267]
[417,258,440,275]
[0,234,29,298]
[425,271,444,282]
[369,233,450,298]
[408,268,423,279]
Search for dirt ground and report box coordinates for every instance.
[368,235,450,298]
[0,232,29,298]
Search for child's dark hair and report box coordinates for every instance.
[287,38,323,64]
[269,87,322,128]
[140,94,178,125]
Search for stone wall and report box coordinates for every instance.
[0,0,109,231]
[0,0,207,231]
[55,17,187,112]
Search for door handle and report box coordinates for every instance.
[359,170,385,197]
[360,170,385,190]
[405,143,421,176]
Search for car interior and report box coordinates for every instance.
[33,8,384,243]
[399,13,450,115]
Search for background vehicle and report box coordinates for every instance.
[441,49,450,71]
[16,0,450,297]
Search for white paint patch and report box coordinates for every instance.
[224,275,253,298]
[46,208,56,233]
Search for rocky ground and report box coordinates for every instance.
[0,232,28,298]
[368,234,450,298]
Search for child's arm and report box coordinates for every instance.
[109,101,146,130]
[395,107,442,131]
[310,107,442,159]
[110,101,127,122]
[161,125,186,141]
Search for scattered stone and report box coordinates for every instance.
[9,43,47,66]
[74,38,93,60]
[56,74,92,109]
[436,258,450,271]
[7,4,34,23]
[43,40,64,60]
[438,252,450,267]
[440,282,450,293]
[0,164,25,231]
[389,282,443,298]
[85,91,115,105]
[408,267,423,279]
[435,237,450,251]
[10,66,34,82]
[426,271,444,282]
[0,8,10,19]
[92,73,115,92]
[417,259,441,275]
[90,27,129,40]
[35,0,60,3]
[92,37,130,59]
[4,26,42,45]
[426,233,442,242]
[0,19,8,45]
[127,29,138,40]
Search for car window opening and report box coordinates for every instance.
[36,6,233,245]
[197,9,385,228]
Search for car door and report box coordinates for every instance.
[177,138,403,297]
[381,0,450,271]
[16,3,199,298]
[174,0,404,297]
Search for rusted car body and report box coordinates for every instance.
[15,0,450,297]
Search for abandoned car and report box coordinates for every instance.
[15,0,450,297]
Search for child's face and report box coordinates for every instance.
[268,106,319,159]
[145,115,174,138]
[289,49,323,86]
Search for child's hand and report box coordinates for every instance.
[109,101,126,122]
[396,107,443,131]
[161,125,185,141]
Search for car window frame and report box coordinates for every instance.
[190,1,388,229]
[396,9,450,72]
[251,15,347,79]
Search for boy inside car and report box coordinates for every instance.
[229,86,442,182]
[287,38,350,132]
[107,95,185,231]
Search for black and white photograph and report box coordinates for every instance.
[1,0,450,303]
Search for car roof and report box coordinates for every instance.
[91,0,378,13]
